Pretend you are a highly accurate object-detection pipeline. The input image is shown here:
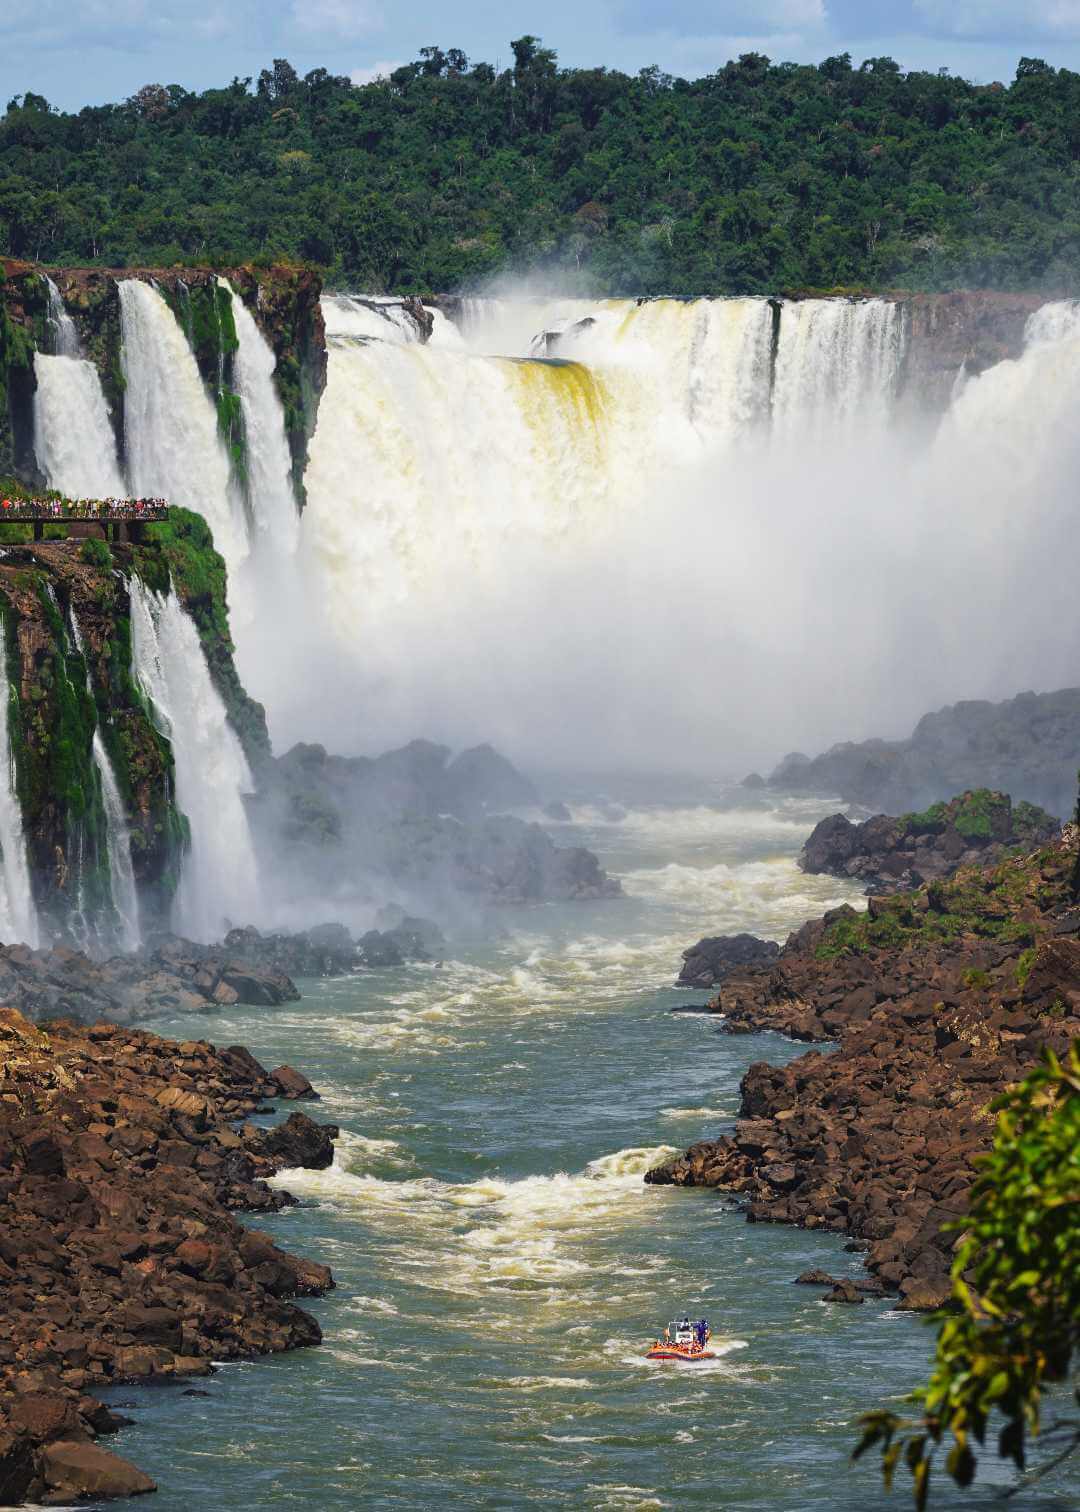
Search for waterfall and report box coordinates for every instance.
[93,732,140,953]
[302,331,621,637]
[222,279,299,554]
[129,578,259,942]
[44,276,81,357]
[533,296,776,448]
[771,298,904,433]
[33,354,126,497]
[118,279,249,570]
[69,614,140,953]
[0,623,38,947]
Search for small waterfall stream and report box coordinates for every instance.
[223,278,300,554]
[129,578,260,942]
[70,613,141,952]
[0,622,38,947]
[43,276,81,357]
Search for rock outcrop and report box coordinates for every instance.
[252,737,620,912]
[0,935,298,1025]
[799,790,1059,892]
[768,686,1080,821]
[676,933,780,989]
[647,828,1080,1309]
[0,1009,335,1504]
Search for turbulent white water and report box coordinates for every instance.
[44,276,80,358]
[280,289,1080,765]
[0,623,38,946]
[32,354,125,497]
[119,280,249,569]
[772,297,903,433]
[130,579,259,942]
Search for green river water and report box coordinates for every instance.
[90,794,1078,1510]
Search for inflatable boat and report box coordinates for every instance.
[645,1315,715,1362]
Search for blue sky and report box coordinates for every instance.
[4,1,1080,112]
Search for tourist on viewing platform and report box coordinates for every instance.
[0,496,167,518]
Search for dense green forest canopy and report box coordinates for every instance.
[3,40,1080,294]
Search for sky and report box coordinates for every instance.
[3,0,1080,112]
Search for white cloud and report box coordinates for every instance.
[290,0,382,39]
[617,0,826,36]
[349,59,404,84]
[913,1,1080,39]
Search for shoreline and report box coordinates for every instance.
[648,829,1080,1307]
[0,1010,337,1505]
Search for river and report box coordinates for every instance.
[98,789,1078,1509]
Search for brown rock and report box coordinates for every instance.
[41,1440,155,1500]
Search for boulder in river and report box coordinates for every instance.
[676,934,781,989]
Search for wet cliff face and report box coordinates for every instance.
[894,290,1047,412]
[0,259,326,503]
[0,541,187,941]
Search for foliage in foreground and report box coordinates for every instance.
[854,1041,1080,1505]
[4,45,1080,292]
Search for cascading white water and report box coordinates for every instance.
[129,578,259,942]
[0,623,38,947]
[280,287,1080,767]
[69,613,140,952]
[771,298,904,433]
[303,295,775,628]
[223,279,299,555]
[118,279,249,569]
[93,731,140,953]
[44,276,81,357]
[534,297,776,448]
[33,354,126,497]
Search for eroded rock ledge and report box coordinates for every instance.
[647,831,1080,1310]
[0,1009,336,1505]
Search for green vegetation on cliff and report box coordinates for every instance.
[160,280,247,490]
[815,837,1075,960]
[4,46,1080,292]
[0,549,188,939]
[136,507,270,769]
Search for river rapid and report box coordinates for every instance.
[97,790,1077,1509]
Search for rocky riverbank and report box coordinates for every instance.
[648,827,1080,1309]
[0,1008,335,1505]
[798,789,1059,892]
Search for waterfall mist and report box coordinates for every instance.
[264,292,1080,777]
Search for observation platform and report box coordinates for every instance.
[0,498,169,543]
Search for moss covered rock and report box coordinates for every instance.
[0,541,188,939]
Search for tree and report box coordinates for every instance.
[854,1042,1080,1506]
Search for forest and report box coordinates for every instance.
[3,39,1080,294]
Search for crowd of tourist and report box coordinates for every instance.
[0,496,169,520]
